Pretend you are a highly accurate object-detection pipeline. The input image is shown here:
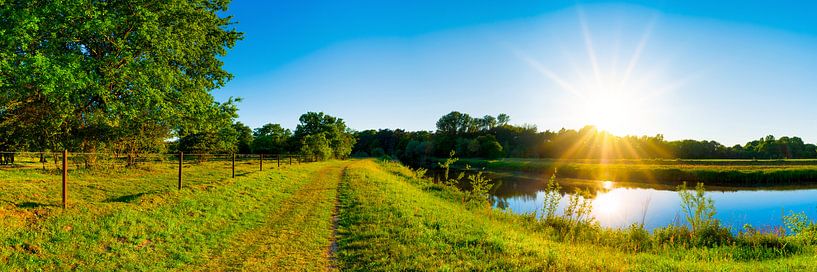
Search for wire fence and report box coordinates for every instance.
[0,151,314,209]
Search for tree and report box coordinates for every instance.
[292,112,356,160]
[233,122,253,154]
[252,123,291,154]
[0,0,243,155]
[435,111,475,135]
[497,113,511,126]
[301,133,333,161]
[476,135,504,159]
[479,115,497,131]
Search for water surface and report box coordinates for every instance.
[460,171,817,231]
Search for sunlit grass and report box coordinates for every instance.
[0,160,331,270]
[337,159,817,271]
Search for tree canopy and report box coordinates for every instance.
[293,112,356,159]
[0,0,242,155]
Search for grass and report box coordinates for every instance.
[0,157,340,271]
[337,159,817,271]
[2,157,816,270]
[438,157,817,185]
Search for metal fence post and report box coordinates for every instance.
[62,150,67,209]
[178,151,183,190]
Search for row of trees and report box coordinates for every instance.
[353,111,817,165]
[175,112,356,160]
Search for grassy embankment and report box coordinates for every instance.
[3,158,816,270]
[337,159,817,271]
[439,158,817,185]
[0,159,343,271]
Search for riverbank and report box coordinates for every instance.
[337,159,817,270]
[432,158,817,186]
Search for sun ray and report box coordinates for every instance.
[622,14,659,86]
[577,7,604,90]
[511,49,585,98]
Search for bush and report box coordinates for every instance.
[625,223,652,252]
[653,225,693,247]
[734,225,801,260]
[693,223,732,247]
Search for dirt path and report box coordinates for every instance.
[202,162,348,271]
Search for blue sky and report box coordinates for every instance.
[215,1,817,146]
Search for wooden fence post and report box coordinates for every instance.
[232,153,236,178]
[178,151,183,190]
[260,154,263,171]
[62,150,67,209]
[277,154,281,168]
[289,155,292,166]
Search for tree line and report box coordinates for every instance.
[353,111,817,165]
[190,112,357,160]
[0,1,356,164]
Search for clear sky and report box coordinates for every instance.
[215,0,817,146]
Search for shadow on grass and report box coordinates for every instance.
[16,202,57,208]
[105,192,149,203]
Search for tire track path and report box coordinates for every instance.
[203,162,348,271]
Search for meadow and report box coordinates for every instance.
[2,158,816,271]
[439,157,817,186]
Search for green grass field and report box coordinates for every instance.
[439,157,817,185]
[1,158,816,271]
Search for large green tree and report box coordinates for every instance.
[251,123,291,154]
[0,0,242,155]
[293,112,356,160]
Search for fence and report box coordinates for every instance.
[0,151,313,209]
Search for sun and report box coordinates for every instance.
[579,85,642,134]
[511,7,687,137]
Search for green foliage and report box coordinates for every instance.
[293,112,356,160]
[0,0,243,154]
[300,132,333,160]
[563,188,595,230]
[541,172,562,220]
[677,182,717,232]
[251,123,292,154]
[233,122,254,154]
[784,211,814,235]
[465,171,492,204]
[437,150,459,182]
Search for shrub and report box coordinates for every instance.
[653,225,693,248]
[735,225,800,260]
[625,223,652,252]
[693,223,732,247]
[465,171,492,205]
[540,172,561,220]
[677,182,717,232]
